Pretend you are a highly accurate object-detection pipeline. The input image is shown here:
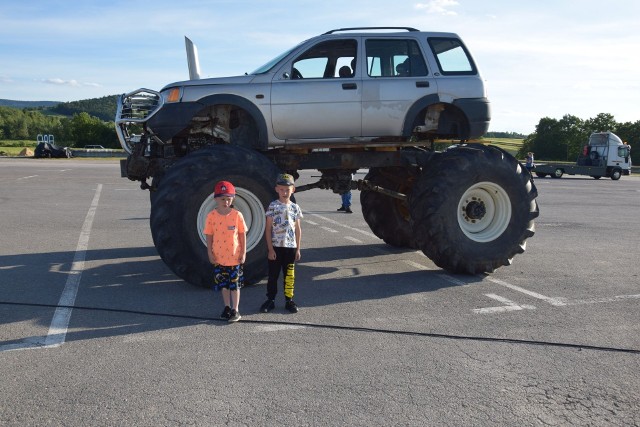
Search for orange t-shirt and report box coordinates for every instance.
[203,209,247,266]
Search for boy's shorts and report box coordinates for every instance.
[212,264,244,291]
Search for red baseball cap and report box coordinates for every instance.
[214,181,235,198]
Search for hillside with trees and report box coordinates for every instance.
[49,95,118,122]
[1,95,638,162]
[0,104,118,148]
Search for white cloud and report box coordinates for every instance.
[42,78,101,88]
[0,75,13,83]
[415,0,459,16]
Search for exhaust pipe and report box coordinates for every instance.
[185,36,201,80]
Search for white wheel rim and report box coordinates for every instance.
[457,181,511,243]
[196,187,266,252]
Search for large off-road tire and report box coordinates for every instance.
[150,145,279,287]
[409,144,539,274]
[360,167,418,248]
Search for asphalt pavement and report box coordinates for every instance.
[1,158,639,426]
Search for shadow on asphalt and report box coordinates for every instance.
[0,243,481,346]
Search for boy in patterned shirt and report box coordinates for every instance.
[203,181,247,322]
[261,173,303,313]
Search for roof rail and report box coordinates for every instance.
[324,27,419,34]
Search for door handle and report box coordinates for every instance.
[342,83,357,90]
[416,81,430,88]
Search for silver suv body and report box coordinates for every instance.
[117,27,489,153]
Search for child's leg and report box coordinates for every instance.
[221,288,231,307]
[281,248,297,300]
[230,289,240,311]
[266,258,281,300]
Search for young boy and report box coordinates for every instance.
[203,180,247,322]
[261,173,303,313]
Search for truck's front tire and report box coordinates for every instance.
[150,145,279,287]
[409,144,539,274]
[610,168,622,180]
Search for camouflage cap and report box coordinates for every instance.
[276,173,295,186]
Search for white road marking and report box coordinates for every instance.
[254,324,308,332]
[473,294,536,314]
[437,274,467,286]
[344,236,363,244]
[404,260,432,271]
[0,184,102,352]
[305,220,319,226]
[564,294,640,306]
[320,226,338,233]
[484,276,567,306]
[310,213,378,239]
[17,175,38,180]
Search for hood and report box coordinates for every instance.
[161,74,256,91]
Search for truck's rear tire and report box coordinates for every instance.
[360,167,418,248]
[150,145,279,287]
[409,144,539,274]
[552,168,563,178]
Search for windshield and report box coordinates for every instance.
[250,44,302,74]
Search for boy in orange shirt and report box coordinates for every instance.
[203,181,247,322]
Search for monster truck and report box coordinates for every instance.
[115,27,539,287]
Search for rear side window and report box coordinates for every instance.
[365,39,428,77]
[428,38,477,75]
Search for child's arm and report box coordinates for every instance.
[294,218,302,261]
[238,231,246,264]
[265,216,276,260]
[205,234,216,264]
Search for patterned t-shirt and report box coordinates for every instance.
[203,209,247,266]
[265,200,303,248]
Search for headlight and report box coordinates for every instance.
[163,87,183,103]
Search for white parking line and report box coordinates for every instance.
[309,213,378,239]
[484,276,567,306]
[344,236,363,244]
[564,294,640,306]
[0,184,102,352]
[473,294,536,314]
[404,260,432,271]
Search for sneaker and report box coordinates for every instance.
[337,206,346,212]
[220,306,231,320]
[228,309,241,323]
[344,207,353,214]
[285,300,299,313]
[260,299,275,313]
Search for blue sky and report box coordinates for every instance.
[1,0,638,134]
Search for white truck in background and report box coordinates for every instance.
[534,131,631,180]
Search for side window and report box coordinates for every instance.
[619,146,630,158]
[291,39,357,79]
[428,38,477,75]
[365,39,428,77]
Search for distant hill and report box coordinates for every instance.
[48,95,118,122]
[0,99,61,108]
[0,95,118,122]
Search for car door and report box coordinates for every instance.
[270,38,361,140]
[361,37,438,136]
